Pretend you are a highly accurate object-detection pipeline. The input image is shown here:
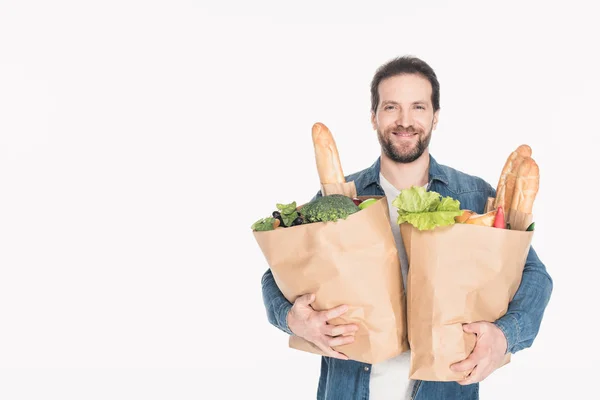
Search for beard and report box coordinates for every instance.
[377,125,432,164]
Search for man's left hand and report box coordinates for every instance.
[450,321,508,385]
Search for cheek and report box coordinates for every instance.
[377,114,395,129]
[416,114,434,130]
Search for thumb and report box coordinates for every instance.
[463,322,481,334]
[295,293,316,306]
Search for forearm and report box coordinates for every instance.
[494,246,553,353]
[259,190,323,335]
[261,269,293,335]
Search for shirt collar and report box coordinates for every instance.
[358,154,449,190]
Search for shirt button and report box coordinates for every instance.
[364,367,370,371]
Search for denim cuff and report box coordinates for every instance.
[493,314,520,354]
[278,302,293,335]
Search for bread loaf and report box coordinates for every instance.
[510,157,539,214]
[494,145,532,211]
[312,122,345,184]
[464,210,497,227]
[455,209,476,223]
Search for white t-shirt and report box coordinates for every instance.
[369,173,427,400]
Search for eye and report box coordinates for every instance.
[384,105,395,111]
[415,105,425,110]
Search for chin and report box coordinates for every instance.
[394,143,417,154]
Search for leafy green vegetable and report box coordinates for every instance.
[276,202,297,215]
[392,186,462,230]
[251,217,276,231]
[438,196,461,212]
[277,201,299,227]
[393,186,441,213]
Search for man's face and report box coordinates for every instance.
[371,73,439,163]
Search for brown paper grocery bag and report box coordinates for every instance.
[254,181,409,364]
[400,214,533,381]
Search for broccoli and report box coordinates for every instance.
[301,194,361,223]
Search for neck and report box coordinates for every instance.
[380,149,430,191]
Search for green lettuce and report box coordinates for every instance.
[276,201,299,227]
[391,186,462,230]
[251,217,277,231]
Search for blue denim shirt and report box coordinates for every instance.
[260,155,553,400]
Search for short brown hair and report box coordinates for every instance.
[370,56,440,114]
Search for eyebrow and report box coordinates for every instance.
[381,100,428,106]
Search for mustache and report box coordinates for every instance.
[387,126,420,134]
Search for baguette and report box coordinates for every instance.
[494,145,532,211]
[312,122,345,184]
[464,209,497,227]
[510,157,539,214]
[455,209,476,223]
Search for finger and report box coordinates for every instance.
[322,323,359,337]
[463,322,483,335]
[451,359,477,373]
[457,366,479,386]
[295,293,316,306]
[320,304,349,322]
[315,342,349,361]
[451,352,480,372]
[326,334,355,347]
[451,330,490,373]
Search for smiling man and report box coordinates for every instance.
[260,55,553,400]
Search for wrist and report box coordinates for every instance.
[495,324,508,354]
[286,309,298,336]
[493,314,519,354]
[277,302,294,336]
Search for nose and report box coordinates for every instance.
[395,110,413,129]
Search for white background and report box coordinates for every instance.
[0,1,597,399]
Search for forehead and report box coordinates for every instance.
[378,73,433,103]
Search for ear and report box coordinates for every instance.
[370,111,377,131]
[432,109,440,130]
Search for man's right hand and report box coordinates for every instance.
[286,293,358,360]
